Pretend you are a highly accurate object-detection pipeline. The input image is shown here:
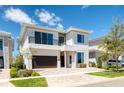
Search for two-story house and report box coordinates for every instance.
[18,23,91,69]
[89,37,124,64]
[0,31,14,69]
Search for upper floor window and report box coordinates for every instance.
[0,40,3,50]
[34,31,53,45]
[59,36,65,45]
[77,34,84,44]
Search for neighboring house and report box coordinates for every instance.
[0,31,14,69]
[89,37,104,63]
[18,23,91,69]
[89,37,124,63]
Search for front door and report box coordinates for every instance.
[0,57,4,68]
[61,56,65,67]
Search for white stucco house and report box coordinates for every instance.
[0,31,14,69]
[18,23,91,69]
[89,37,124,64]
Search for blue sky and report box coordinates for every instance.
[0,5,124,55]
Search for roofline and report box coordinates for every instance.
[89,36,105,42]
[0,31,12,37]
[19,23,92,42]
[66,27,93,34]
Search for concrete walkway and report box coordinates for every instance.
[0,69,14,87]
[0,69,10,79]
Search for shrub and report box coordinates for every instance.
[18,70,29,77]
[103,65,122,71]
[26,69,33,76]
[97,57,103,68]
[10,67,19,78]
[80,63,86,68]
[10,55,25,70]
[89,62,96,67]
[31,71,40,76]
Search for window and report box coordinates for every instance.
[34,31,53,45]
[42,32,47,44]
[59,36,64,45]
[89,52,96,58]
[48,33,53,45]
[77,34,84,43]
[77,52,84,63]
[0,40,3,50]
[35,31,41,44]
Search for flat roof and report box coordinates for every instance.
[0,31,11,37]
[19,23,92,41]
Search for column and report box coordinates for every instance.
[28,58,32,69]
[64,51,67,68]
[57,52,61,68]
[72,52,76,68]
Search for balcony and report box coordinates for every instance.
[29,36,66,46]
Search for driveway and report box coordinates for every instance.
[35,67,108,87]
[80,77,124,87]
[35,67,104,76]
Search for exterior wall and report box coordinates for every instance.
[89,50,102,63]
[66,31,89,46]
[19,24,90,69]
[0,34,13,69]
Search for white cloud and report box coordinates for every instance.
[35,9,63,29]
[57,23,63,30]
[4,7,36,24]
[81,5,90,9]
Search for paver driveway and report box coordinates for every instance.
[35,67,107,87]
[35,67,104,76]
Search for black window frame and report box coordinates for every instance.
[77,34,84,44]
[0,40,3,50]
[77,52,84,63]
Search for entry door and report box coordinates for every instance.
[69,55,72,64]
[61,56,65,67]
[0,57,4,68]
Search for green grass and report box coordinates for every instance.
[10,78,48,87]
[88,71,124,78]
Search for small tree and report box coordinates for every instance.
[100,19,124,71]
[97,52,109,68]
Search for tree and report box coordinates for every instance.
[100,19,124,71]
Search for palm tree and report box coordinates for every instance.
[100,20,124,71]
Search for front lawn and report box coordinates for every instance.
[88,71,124,78]
[10,78,48,87]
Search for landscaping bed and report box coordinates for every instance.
[88,71,124,78]
[10,78,48,87]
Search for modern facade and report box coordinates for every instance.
[89,37,124,63]
[18,23,91,69]
[89,37,104,63]
[0,31,14,69]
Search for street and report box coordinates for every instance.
[80,77,124,87]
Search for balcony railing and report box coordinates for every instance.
[29,37,65,46]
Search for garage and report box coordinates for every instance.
[32,56,57,68]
